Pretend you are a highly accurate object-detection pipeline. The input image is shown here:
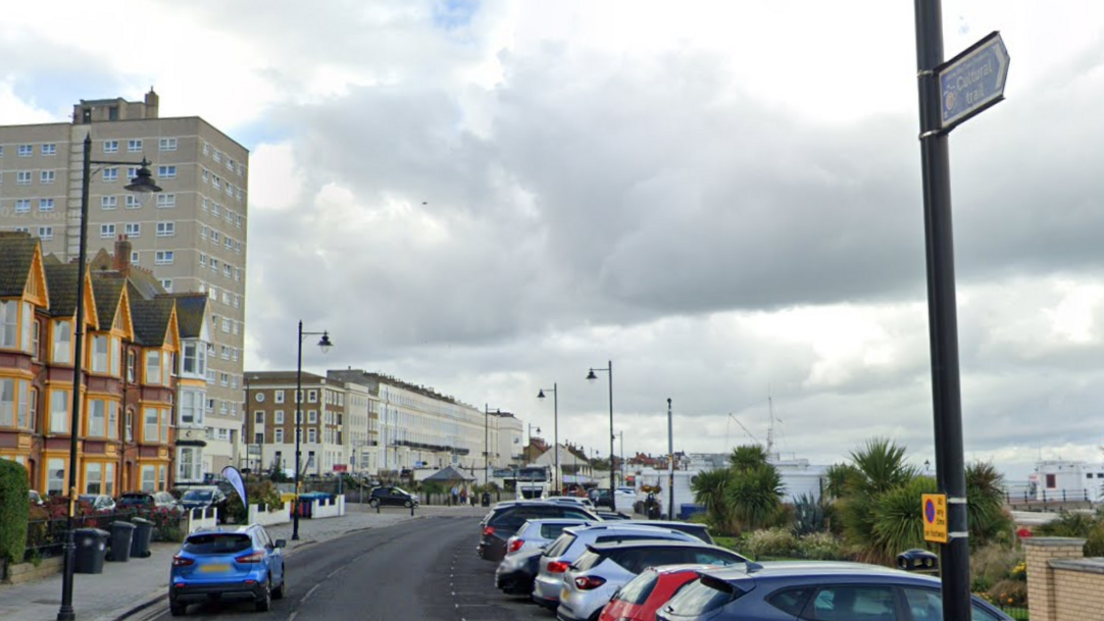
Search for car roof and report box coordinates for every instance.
[587,539,729,553]
[697,561,938,587]
[651,563,718,576]
[189,524,258,536]
[567,524,686,536]
[522,518,594,526]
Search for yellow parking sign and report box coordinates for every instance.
[922,493,948,544]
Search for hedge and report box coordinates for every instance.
[0,460,30,563]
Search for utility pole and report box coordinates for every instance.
[667,398,674,521]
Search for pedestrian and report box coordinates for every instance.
[459,487,468,506]
[451,485,459,506]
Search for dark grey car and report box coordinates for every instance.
[655,561,1015,621]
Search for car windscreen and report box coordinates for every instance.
[616,570,660,605]
[665,576,739,616]
[392,488,410,496]
[540,523,577,540]
[572,549,605,572]
[182,533,252,555]
[182,490,213,501]
[118,495,151,505]
[544,533,576,558]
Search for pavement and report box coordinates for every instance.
[0,503,485,621]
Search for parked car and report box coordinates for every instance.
[495,546,546,595]
[629,520,714,544]
[368,486,418,508]
[655,561,1016,621]
[532,524,700,609]
[78,494,117,512]
[598,564,710,621]
[168,524,287,616]
[117,491,182,513]
[28,490,44,506]
[547,496,597,510]
[478,501,599,562]
[595,510,633,520]
[506,517,594,556]
[178,486,229,515]
[558,539,748,621]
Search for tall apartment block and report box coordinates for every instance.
[0,90,248,476]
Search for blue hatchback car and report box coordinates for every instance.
[169,524,287,616]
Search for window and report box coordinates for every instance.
[0,300,17,348]
[144,408,159,442]
[47,458,66,495]
[0,379,13,427]
[156,193,176,208]
[100,224,116,239]
[85,463,104,494]
[14,199,31,213]
[155,251,174,265]
[156,222,175,237]
[88,399,106,436]
[141,465,156,492]
[101,196,117,210]
[159,137,177,151]
[124,222,141,238]
[274,428,284,443]
[91,335,109,372]
[274,410,285,424]
[103,167,118,182]
[18,144,33,157]
[211,230,220,243]
[202,168,210,183]
[213,150,222,163]
[128,139,143,153]
[161,279,173,292]
[212,203,221,217]
[158,165,177,178]
[125,194,140,209]
[36,226,52,240]
[145,350,162,384]
[220,345,230,360]
[202,142,210,156]
[224,236,233,250]
[53,321,71,363]
[103,140,119,153]
[16,171,31,185]
[807,586,898,621]
[180,390,204,427]
[40,170,55,184]
[127,166,138,179]
[210,258,220,272]
[275,390,285,404]
[49,390,69,433]
[308,390,318,403]
[902,588,1001,621]
[42,143,57,156]
[220,372,229,387]
[308,428,317,443]
[308,410,318,423]
[39,198,55,211]
[199,253,207,267]
[212,176,221,190]
[131,251,140,265]
[107,401,118,439]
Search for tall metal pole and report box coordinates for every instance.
[606,360,615,512]
[913,2,970,619]
[667,398,674,521]
[484,403,489,486]
[552,383,559,493]
[293,321,303,541]
[57,133,93,621]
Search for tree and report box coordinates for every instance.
[836,438,917,559]
[691,468,733,533]
[966,461,1012,547]
[727,463,785,532]
[729,445,769,471]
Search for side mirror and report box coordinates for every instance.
[275,539,287,549]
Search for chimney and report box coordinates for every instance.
[114,235,132,276]
[144,87,159,118]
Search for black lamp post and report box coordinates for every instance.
[586,361,615,512]
[58,134,161,621]
[536,384,558,492]
[293,321,332,541]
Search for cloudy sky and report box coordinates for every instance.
[5,1,1103,480]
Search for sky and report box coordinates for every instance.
[4,0,1103,481]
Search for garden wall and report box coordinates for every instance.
[1024,536,1104,621]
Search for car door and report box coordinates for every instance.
[257,528,283,586]
[799,585,899,621]
[901,586,1007,621]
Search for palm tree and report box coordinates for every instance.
[727,463,785,532]
[837,438,916,556]
[966,461,1011,546]
[729,444,769,471]
[691,468,733,533]
[869,476,939,562]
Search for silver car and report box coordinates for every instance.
[557,539,748,621]
[532,524,698,609]
[505,518,594,557]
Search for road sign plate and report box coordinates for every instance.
[922,493,948,544]
[938,31,1010,130]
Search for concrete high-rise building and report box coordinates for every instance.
[0,90,249,475]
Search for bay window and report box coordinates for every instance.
[88,399,106,437]
[180,389,204,427]
[145,350,161,385]
[182,341,207,376]
[91,335,109,372]
[85,462,103,494]
[160,410,169,443]
[53,321,71,363]
[144,408,159,442]
[0,379,13,427]
[104,463,115,497]
[21,302,32,353]
[0,301,16,348]
[107,401,118,439]
[140,465,156,492]
[49,390,69,433]
[47,458,66,495]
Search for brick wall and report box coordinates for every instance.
[1023,536,1104,621]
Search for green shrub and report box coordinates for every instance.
[795,532,845,560]
[0,460,30,563]
[744,527,797,559]
[969,543,1022,593]
[987,578,1027,608]
[225,479,284,524]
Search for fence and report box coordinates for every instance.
[24,509,186,563]
[995,603,1029,620]
[248,502,291,526]
[186,506,219,532]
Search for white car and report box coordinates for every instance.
[557,539,748,621]
[531,524,697,609]
[504,518,594,556]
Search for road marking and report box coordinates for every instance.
[288,612,298,621]
[299,584,321,604]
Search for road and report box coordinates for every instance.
[144,515,554,621]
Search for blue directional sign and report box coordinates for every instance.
[938,31,1010,130]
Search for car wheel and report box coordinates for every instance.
[255,575,272,612]
[273,570,286,600]
[169,602,186,617]
[369,499,380,508]
[404,500,413,508]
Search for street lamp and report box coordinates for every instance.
[484,404,501,487]
[293,322,332,541]
[586,361,616,511]
[58,134,161,621]
[537,384,558,493]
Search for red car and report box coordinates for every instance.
[599,564,713,621]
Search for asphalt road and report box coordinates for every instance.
[143,515,557,621]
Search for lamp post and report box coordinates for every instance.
[586,361,615,511]
[484,404,500,487]
[293,321,332,541]
[537,384,558,492]
[58,134,161,621]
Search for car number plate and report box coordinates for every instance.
[200,564,231,573]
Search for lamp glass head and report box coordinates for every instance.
[586,369,598,383]
[318,332,333,354]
